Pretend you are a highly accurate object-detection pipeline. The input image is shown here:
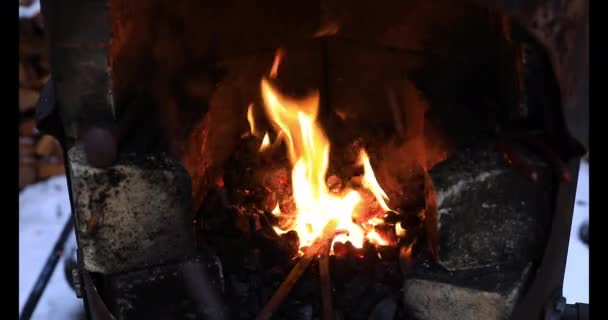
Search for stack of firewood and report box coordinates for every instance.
[19,5,65,189]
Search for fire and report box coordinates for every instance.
[259,75,394,249]
[359,149,391,211]
[259,133,271,152]
[269,48,284,79]
[247,104,258,136]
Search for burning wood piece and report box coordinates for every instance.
[256,221,338,320]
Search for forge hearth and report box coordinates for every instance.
[37,0,587,319]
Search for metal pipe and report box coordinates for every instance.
[19,217,74,320]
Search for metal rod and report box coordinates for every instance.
[20,216,74,320]
[256,221,338,320]
[319,239,334,320]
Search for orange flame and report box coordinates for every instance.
[259,76,394,249]
[269,48,284,79]
[247,103,259,136]
[359,149,391,211]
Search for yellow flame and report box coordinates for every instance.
[259,133,271,152]
[259,78,395,249]
[272,204,281,215]
[367,229,389,246]
[395,222,407,238]
[359,149,391,211]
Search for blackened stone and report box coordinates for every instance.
[105,255,226,320]
[349,283,392,320]
[401,141,552,320]
[429,142,553,271]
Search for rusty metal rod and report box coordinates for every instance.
[319,239,334,320]
[256,221,337,320]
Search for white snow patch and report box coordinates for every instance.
[19,176,84,319]
[563,161,589,304]
[19,0,40,19]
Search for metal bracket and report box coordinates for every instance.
[71,268,83,298]
[544,289,566,320]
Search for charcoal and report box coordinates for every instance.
[344,241,357,256]
[377,245,398,261]
[291,264,320,299]
[335,309,345,320]
[347,283,391,320]
[375,224,397,244]
[337,271,371,307]
[383,210,402,224]
[293,303,313,320]
[263,210,279,225]
[234,210,251,236]
[368,294,399,320]
[333,241,348,256]
[201,205,243,237]
[363,241,377,261]
[254,228,294,267]
[228,274,250,302]
[331,253,355,286]
[402,209,423,229]
[275,301,313,320]
[281,230,300,255]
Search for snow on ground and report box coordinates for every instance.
[563,160,589,304]
[19,175,84,319]
[18,161,589,318]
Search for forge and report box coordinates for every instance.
[36,0,588,319]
